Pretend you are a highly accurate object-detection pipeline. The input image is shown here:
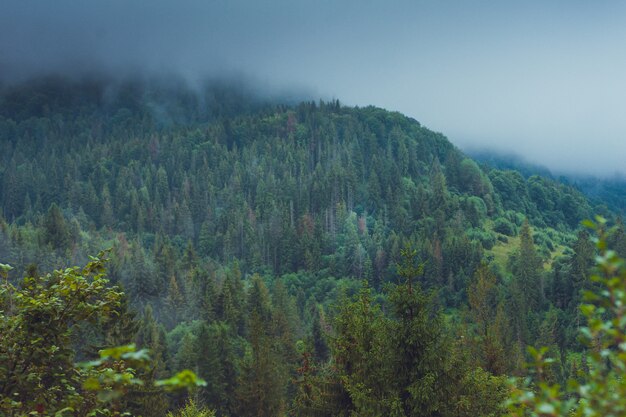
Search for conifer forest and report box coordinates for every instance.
[2,75,626,416]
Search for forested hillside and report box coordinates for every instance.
[470,149,626,216]
[1,76,624,416]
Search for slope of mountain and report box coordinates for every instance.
[469,149,626,215]
[0,76,623,416]
[0,77,598,290]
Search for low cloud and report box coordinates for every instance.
[2,1,626,176]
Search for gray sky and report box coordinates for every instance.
[2,1,626,176]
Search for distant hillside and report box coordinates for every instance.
[2,75,626,417]
[0,77,602,287]
[469,149,626,215]
[467,149,554,179]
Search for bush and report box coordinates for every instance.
[505,210,525,226]
[533,230,554,251]
[493,217,516,236]
[466,228,496,250]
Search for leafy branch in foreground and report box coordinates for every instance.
[80,344,207,415]
[0,253,205,417]
[508,217,626,416]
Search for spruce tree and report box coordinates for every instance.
[509,220,543,345]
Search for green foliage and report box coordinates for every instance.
[155,369,207,391]
[467,264,509,375]
[0,77,595,289]
[43,203,72,250]
[0,77,622,417]
[493,217,516,236]
[300,246,508,417]
[508,217,626,416]
[166,399,215,417]
[0,251,123,415]
[236,276,289,417]
[466,227,496,249]
[0,254,205,416]
[508,220,545,347]
[79,344,150,404]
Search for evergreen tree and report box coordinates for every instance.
[608,217,626,257]
[467,263,507,375]
[509,220,543,345]
[568,230,594,314]
[165,274,185,327]
[388,247,455,416]
[43,203,70,249]
[195,322,226,411]
[237,277,287,417]
[311,307,329,363]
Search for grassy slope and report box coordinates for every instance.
[487,230,569,275]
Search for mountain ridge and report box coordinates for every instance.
[1,75,625,416]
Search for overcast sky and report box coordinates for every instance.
[2,1,626,176]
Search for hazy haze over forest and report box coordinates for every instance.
[2,0,626,176]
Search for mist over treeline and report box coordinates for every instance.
[0,72,312,125]
[468,148,626,214]
[4,60,626,417]
[3,1,626,175]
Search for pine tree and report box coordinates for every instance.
[195,322,226,411]
[198,219,215,256]
[175,332,197,372]
[216,265,245,335]
[311,307,329,363]
[609,217,626,257]
[467,263,507,375]
[237,277,288,417]
[569,230,594,313]
[43,203,70,250]
[328,284,390,415]
[271,279,299,364]
[199,269,218,323]
[165,274,185,327]
[129,243,158,299]
[135,304,169,377]
[388,247,452,416]
[509,220,543,345]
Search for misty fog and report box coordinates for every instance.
[2,0,626,176]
